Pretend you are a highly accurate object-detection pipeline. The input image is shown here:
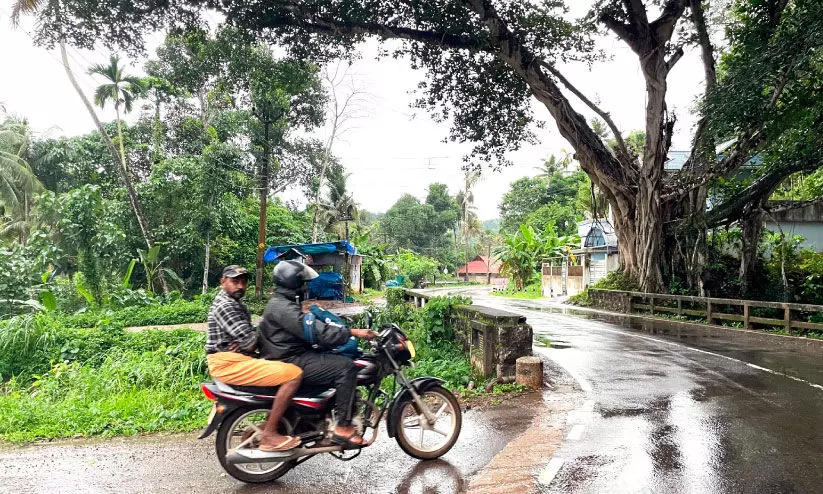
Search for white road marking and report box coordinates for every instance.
[537,317,823,393]
[537,457,565,486]
[746,362,823,391]
[567,424,585,441]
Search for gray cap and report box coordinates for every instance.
[222,265,249,279]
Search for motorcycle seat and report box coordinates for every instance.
[212,379,334,400]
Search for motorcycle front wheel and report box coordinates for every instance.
[395,385,462,460]
[215,405,296,483]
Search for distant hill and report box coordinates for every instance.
[482,218,500,232]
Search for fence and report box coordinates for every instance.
[589,289,823,333]
[542,263,584,296]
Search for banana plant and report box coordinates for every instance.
[138,246,184,295]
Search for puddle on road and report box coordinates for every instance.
[394,459,465,494]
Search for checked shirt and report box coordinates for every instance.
[205,290,257,354]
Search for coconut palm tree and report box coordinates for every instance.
[0,116,44,243]
[319,163,358,240]
[456,170,480,280]
[11,0,168,294]
[88,56,143,170]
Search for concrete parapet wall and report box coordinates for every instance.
[402,289,533,378]
[589,289,632,313]
[454,305,533,378]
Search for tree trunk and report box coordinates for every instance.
[464,239,470,282]
[256,120,271,298]
[202,231,211,295]
[60,43,168,295]
[739,209,764,298]
[311,152,330,243]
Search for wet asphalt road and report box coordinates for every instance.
[446,287,823,493]
[3,288,822,493]
[0,392,539,494]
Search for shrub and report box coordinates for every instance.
[0,331,209,443]
[54,299,210,329]
[367,293,477,389]
[590,270,641,292]
[0,314,63,380]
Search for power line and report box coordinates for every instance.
[0,11,100,95]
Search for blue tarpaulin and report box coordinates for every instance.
[263,241,357,263]
[307,271,344,300]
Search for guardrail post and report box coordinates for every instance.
[677,297,682,316]
[743,302,750,329]
[650,296,655,315]
[706,300,713,325]
[784,304,791,332]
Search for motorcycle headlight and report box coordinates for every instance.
[406,340,416,359]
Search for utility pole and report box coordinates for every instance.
[253,107,283,299]
[487,243,492,285]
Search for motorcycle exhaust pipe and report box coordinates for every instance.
[226,445,344,465]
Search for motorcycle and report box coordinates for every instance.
[197,318,463,483]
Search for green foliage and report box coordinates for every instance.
[380,193,454,255]
[492,281,543,299]
[499,169,587,236]
[392,251,440,287]
[350,225,393,289]
[385,287,407,308]
[0,329,208,443]
[590,270,641,292]
[495,224,577,291]
[568,270,639,307]
[0,313,63,380]
[367,292,476,389]
[567,290,592,306]
[56,299,210,329]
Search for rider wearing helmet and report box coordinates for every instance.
[258,260,375,447]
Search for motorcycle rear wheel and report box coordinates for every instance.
[215,405,296,483]
[395,385,462,460]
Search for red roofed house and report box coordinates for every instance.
[456,255,505,284]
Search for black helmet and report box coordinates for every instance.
[273,260,319,289]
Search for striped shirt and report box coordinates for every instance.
[205,290,257,354]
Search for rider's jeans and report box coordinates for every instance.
[282,352,359,425]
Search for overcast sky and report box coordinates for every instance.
[0,6,706,220]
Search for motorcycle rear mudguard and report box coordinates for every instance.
[197,383,275,439]
[385,377,445,438]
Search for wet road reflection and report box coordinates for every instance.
[448,289,823,493]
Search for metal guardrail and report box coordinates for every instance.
[590,289,823,332]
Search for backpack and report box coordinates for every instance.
[301,305,360,359]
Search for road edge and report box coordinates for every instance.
[466,353,583,494]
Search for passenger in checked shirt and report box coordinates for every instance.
[205,265,303,452]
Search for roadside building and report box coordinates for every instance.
[542,219,620,297]
[456,255,504,284]
[764,201,823,252]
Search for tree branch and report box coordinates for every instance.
[765,197,823,215]
[666,46,684,71]
[599,13,640,49]
[624,0,650,30]
[459,0,635,195]
[536,59,632,164]
[250,3,493,53]
[689,0,716,91]
[651,0,688,41]
[705,155,823,228]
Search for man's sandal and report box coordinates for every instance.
[331,431,364,448]
[258,435,300,452]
